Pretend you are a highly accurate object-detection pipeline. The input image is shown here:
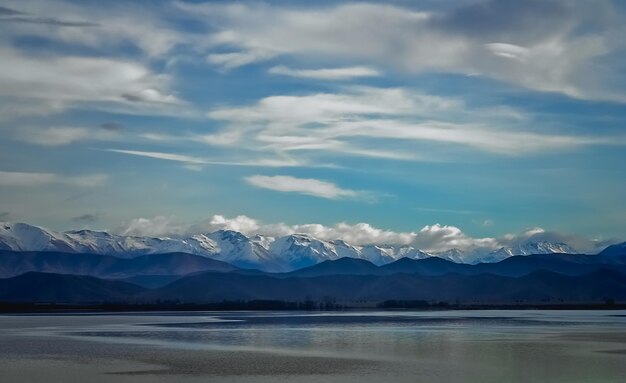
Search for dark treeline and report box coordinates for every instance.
[0,300,347,313]
[1,300,624,313]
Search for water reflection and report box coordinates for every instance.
[1,310,625,383]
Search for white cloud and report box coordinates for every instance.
[484,43,529,61]
[269,65,381,80]
[0,170,107,187]
[414,224,497,253]
[244,175,358,199]
[208,214,261,234]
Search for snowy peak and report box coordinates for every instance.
[487,241,575,262]
[269,234,343,270]
[0,222,75,252]
[203,230,277,270]
[434,248,466,263]
[509,241,574,255]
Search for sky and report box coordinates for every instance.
[0,0,625,252]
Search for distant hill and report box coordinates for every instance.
[1,267,624,305]
[115,275,184,289]
[279,254,626,278]
[598,242,626,258]
[286,257,381,277]
[143,269,626,304]
[0,250,238,279]
[3,250,626,284]
[0,272,145,303]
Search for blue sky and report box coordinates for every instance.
[0,0,625,251]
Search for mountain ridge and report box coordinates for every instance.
[1,221,623,272]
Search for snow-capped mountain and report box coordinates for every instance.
[434,248,466,263]
[0,222,588,272]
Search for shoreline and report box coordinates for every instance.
[2,302,625,314]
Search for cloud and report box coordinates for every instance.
[72,213,99,224]
[499,227,608,254]
[484,43,529,61]
[2,16,98,27]
[207,215,261,234]
[114,215,417,244]
[102,148,308,168]
[177,0,625,102]
[0,46,183,119]
[112,214,611,260]
[268,65,381,80]
[244,175,358,199]
[104,149,207,165]
[208,50,276,70]
[15,126,120,146]
[206,87,622,157]
[2,0,189,57]
[0,171,107,187]
[100,122,123,131]
[0,6,25,16]
[0,4,98,26]
[414,224,497,253]
[117,216,186,237]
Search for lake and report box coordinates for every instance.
[1,310,625,382]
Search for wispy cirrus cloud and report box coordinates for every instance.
[102,148,310,169]
[205,86,622,157]
[244,175,358,200]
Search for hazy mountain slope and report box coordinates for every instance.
[598,242,626,258]
[281,254,626,278]
[0,250,238,278]
[146,269,626,304]
[286,257,381,278]
[0,272,145,303]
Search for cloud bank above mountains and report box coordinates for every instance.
[115,214,611,258]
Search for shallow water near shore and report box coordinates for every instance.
[1,310,625,382]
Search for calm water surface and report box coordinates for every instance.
[1,310,625,382]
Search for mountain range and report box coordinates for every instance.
[0,222,588,271]
[1,221,624,307]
